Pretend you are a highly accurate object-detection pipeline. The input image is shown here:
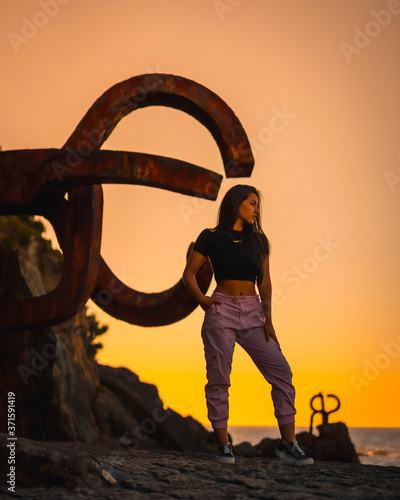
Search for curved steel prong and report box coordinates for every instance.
[0,185,102,332]
[65,74,253,326]
[0,149,222,210]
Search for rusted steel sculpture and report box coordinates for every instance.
[309,392,341,434]
[0,74,254,332]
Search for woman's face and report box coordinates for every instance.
[237,192,259,226]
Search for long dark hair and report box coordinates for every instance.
[214,184,270,284]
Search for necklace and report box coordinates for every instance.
[229,230,243,243]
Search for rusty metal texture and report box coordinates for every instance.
[64,74,254,178]
[0,149,222,213]
[0,74,254,331]
[0,185,103,331]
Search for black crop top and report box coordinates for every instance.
[193,228,269,283]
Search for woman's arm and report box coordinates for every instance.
[258,255,280,346]
[183,250,220,312]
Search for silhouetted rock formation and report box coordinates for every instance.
[297,422,360,464]
[97,364,215,452]
[234,422,359,464]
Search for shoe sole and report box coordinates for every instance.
[216,456,235,464]
[276,449,314,466]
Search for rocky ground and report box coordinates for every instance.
[1,440,399,499]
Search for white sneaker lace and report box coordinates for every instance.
[222,443,231,454]
[291,440,305,456]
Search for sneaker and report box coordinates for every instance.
[276,440,314,466]
[216,442,235,464]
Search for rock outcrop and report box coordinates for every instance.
[296,422,360,464]
[234,422,359,463]
[97,364,215,452]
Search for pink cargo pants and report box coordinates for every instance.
[201,291,296,429]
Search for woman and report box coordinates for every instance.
[183,184,313,465]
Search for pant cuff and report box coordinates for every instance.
[211,420,228,429]
[277,415,296,425]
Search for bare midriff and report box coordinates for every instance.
[215,279,257,296]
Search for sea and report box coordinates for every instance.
[220,426,400,467]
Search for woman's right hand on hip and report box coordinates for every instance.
[200,296,221,312]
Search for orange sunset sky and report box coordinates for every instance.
[1,0,399,429]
